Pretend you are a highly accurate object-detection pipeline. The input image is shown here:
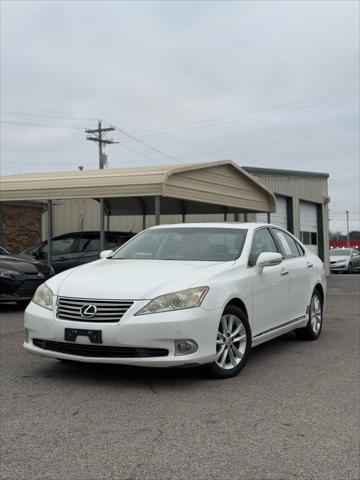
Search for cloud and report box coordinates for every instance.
[0,0,359,233]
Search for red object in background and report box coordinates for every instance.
[329,240,360,248]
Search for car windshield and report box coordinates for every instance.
[111,227,248,261]
[330,249,351,256]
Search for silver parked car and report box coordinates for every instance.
[329,248,360,274]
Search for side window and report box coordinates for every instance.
[107,235,130,249]
[78,236,100,252]
[295,241,305,256]
[249,228,279,267]
[273,230,300,259]
[50,238,75,255]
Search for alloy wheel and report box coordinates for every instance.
[215,314,247,370]
[310,294,322,334]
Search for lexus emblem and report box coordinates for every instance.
[80,304,97,318]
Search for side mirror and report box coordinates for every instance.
[99,250,113,259]
[256,252,283,273]
[38,250,47,260]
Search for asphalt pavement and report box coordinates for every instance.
[1,275,359,480]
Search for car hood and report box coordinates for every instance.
[0,254,52,275]
[47,258,234,299]
[330,255,349,262]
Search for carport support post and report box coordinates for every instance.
[155,196,161,225]
[0,203,3,245]
[100,199,105,251]
[47,200,53,268]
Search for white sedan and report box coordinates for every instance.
[24,223,326,379]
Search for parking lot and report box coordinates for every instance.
[0,274,359,480]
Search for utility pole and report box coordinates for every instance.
[346,210,350,246]
[85,120,117,169]
[85,120,118,251]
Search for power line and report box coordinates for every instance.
[0,120,89,129]
[118,143,163,164]
[1,111,96,122]
[120,89,359,139]
[126,96,359,142]
[117,128,181,163]
[173,127,357,159]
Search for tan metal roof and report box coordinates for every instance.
[0,160,276,214]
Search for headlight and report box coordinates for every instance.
[0,268,21,278]
[136,287,209,315]
[32,283,53,310]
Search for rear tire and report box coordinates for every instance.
[205,305,251,379]
[348,263,353,274]
[295,289,323,341]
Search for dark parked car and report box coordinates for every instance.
[0,246,54,306]
[20,231,135,273]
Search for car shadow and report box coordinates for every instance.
[0,302,29,313]
[29,332,301,389]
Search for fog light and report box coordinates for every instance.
[175,339,198,356]
[24,328,30,343]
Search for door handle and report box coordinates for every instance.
[307,262,313,268]
[280,268,289,276]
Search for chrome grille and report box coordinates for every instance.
[57,297,133,322]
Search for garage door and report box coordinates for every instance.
[300,201,318,255]
[256,195,288,228]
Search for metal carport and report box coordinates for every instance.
[0,160,275,266]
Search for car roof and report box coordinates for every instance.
[54,231,133,238]
[149,222,278,230]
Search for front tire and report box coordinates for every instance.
[348,262,353,274]
[295,289,323,341]
[205,305,251,379]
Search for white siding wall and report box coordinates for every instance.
[256,195,287,228]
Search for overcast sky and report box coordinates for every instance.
[1,0,359,233]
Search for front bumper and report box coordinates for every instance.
[24,301,222,367]
[330,264,348,272]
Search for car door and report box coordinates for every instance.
[248,227,290,337]
[351,249,360,269]
[271,228,312,321]
[48,236,79,273]
[76,233,101,265]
